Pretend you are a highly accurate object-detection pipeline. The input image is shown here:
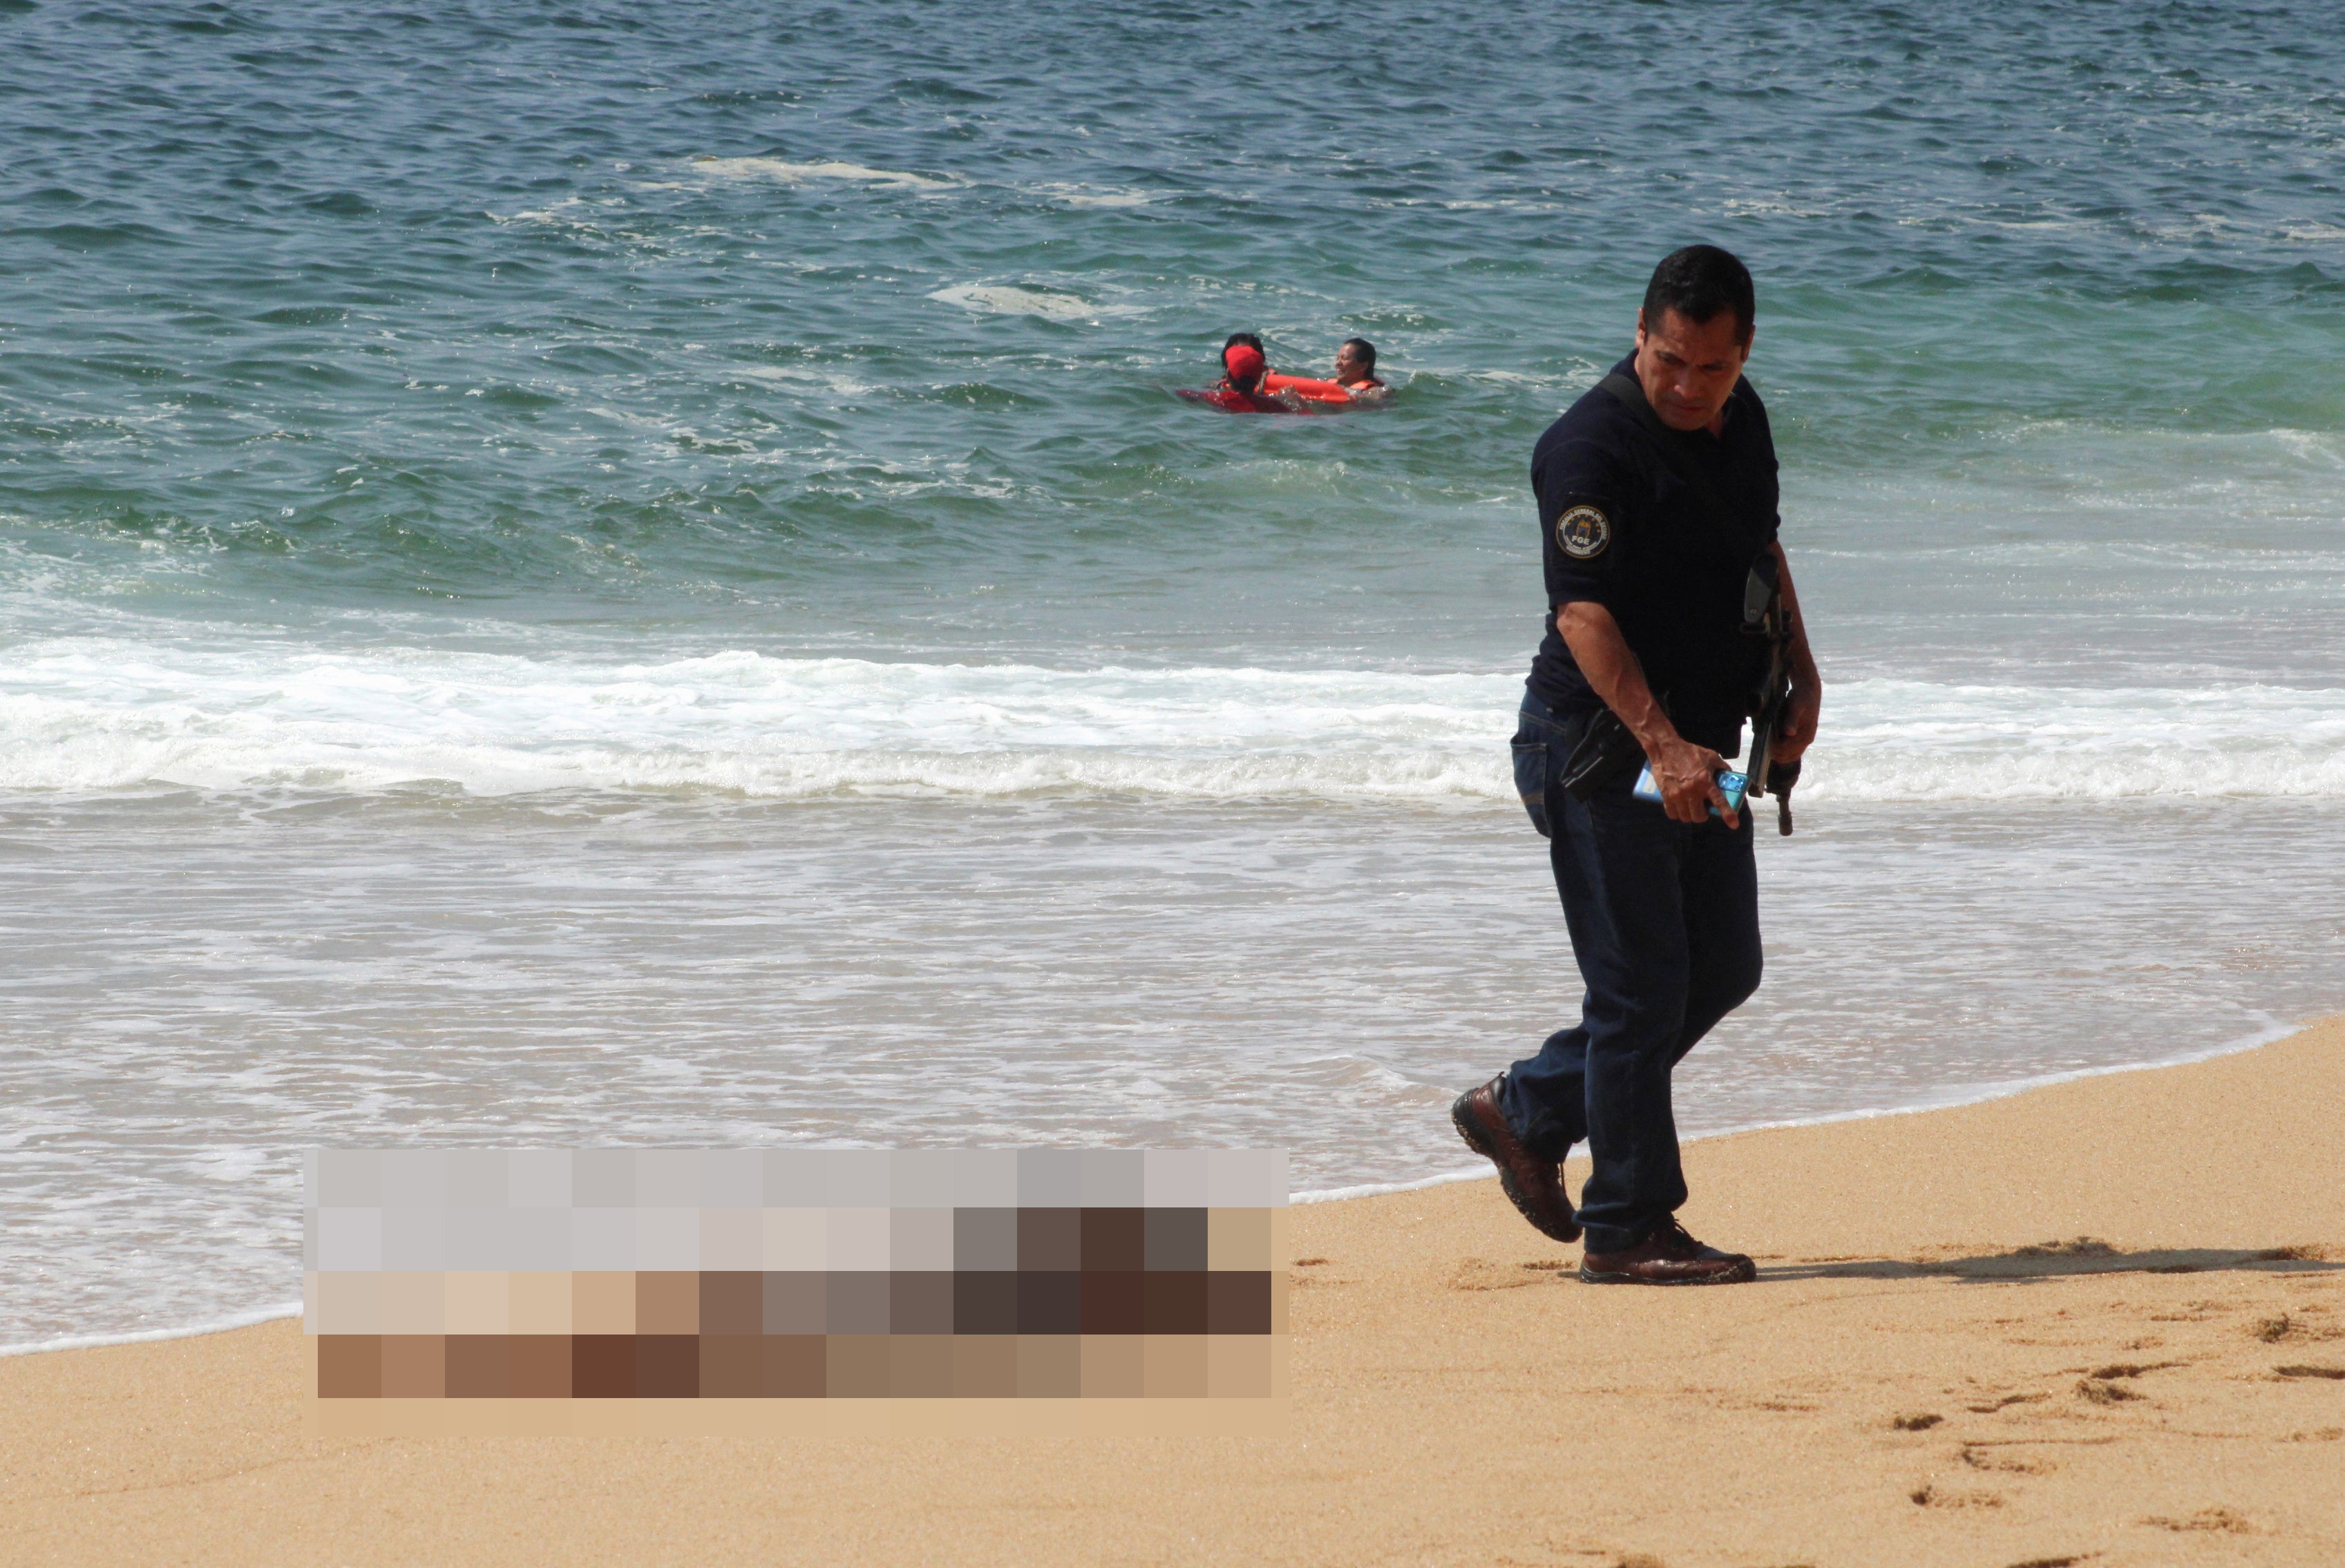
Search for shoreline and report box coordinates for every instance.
[1297,1004,2308,1207]
[5,1014,2342,1564]
[6,1008,2311,1359]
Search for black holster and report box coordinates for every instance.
[1557,708,1645,801]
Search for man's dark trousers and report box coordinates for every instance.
[1498,693,1763,1254]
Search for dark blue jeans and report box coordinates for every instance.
[1499,691,1763,1254]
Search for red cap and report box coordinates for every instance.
[1223,343,1265,384]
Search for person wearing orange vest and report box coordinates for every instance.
[1262,337,1387,406]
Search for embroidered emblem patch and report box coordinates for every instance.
[1557,504,1611,560]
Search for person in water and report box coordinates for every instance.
[1179,335,1293,413]
[1333,337,1387,395]
[1260,336,1388,407]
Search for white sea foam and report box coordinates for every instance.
[929,283,1126,321]
[0,646,1510,799]
[690,157,955,191]
[1,643,2339,802]
[0,1301,301,1360]
[1811,678,2345,801]
[495,196,589,225]
[733,364,879,396]
[1029,182,1157,209]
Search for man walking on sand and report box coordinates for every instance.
[1453,245,1821,1285]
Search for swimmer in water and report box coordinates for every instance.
[1177,334,1294,413]
[1333,337,1389,399]
[1257,336,1390,408]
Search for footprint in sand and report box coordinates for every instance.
[1447,1257,1539,1292]
[1966,1392,2050,1413]
[2143,1506,2254,1533]
[2257,1304,2341,1341]
[1962,1444,2058,1475]
[2013,1237,2119,1259]
[2076,1360,2178,1403]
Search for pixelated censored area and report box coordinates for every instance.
[305,1151,1286,1424]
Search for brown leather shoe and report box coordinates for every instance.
[1450,1078,1580,1243]
[1578,1218,1756,1285]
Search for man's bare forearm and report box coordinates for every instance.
[1767,541,1823,761]
[1555,601,1678,752]
[1769,541,1820,688]
[1557,599,1737,824]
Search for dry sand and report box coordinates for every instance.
[6,1016,2343,1567]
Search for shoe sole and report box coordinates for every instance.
[1576,1259,1758,1286]
[1452,1094,1581,1245]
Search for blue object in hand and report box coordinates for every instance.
[1633,763,1748,818]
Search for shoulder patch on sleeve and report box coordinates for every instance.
[1556,504,1611,560]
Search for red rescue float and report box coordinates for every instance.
[1259,372,1356,405]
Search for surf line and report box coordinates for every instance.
[1292,1011,2306,1206]
[0,1300,303,1361]
[3,1015,2303,1355]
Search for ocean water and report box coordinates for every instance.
[3,0,2342,1347]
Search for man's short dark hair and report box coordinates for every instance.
[1340,337,1376,372]
[1224,332,1265,354]
[1642,246,1754,345]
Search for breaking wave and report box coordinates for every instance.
[3,641,2340,803]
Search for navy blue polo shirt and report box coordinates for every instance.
[1525,353,1782,756]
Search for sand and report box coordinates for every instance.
[6,1017,2342,1567]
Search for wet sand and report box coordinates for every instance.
[5,1017,2342,1567]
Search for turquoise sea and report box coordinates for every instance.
[3,0,2342,1346]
